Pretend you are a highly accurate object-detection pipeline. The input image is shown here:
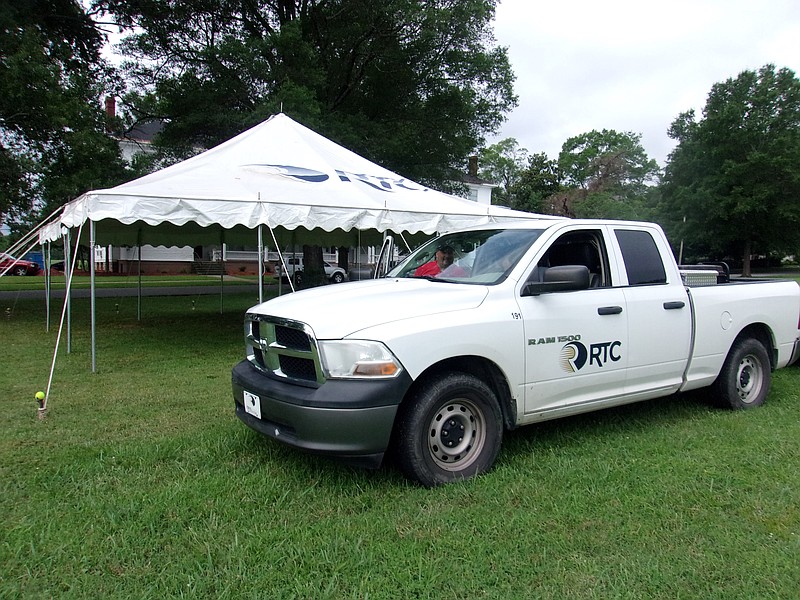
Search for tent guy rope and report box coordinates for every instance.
[40,220,85,419]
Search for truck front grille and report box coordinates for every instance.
[245,315,324,385]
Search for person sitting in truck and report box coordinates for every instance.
[414,245,465,277]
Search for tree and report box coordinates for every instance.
[509,152,562,214]
[0,1,129,232]
[556,129,660,219]
[477,138,529,206]
[477,141,563,214]
[661,65,800,275]
[97,0,516,190]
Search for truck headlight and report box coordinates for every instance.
[318,340,403,379]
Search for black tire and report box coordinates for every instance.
[712,337,772,409]
[13,266,27,276]
[331,271,344,284]
[394,372,503,487]
[293,271,303,285]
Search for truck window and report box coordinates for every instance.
[534,229,611,287]
[387,228,544,284]
[614,229,667,285]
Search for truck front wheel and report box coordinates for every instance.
[712,337,771,409]
[394,372,503,487]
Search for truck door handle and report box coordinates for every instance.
[597,306,623,315]
[663,301,685,310]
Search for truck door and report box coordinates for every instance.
[611,227,692,396]
[519,227,629,415]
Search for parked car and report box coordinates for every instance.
[276,256,347,284]
[0,252,41,276]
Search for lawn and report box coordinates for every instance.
[0,274,270,292]
[1,293,798,599]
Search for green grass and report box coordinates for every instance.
[0,274,271,292]
[1,294,799,599]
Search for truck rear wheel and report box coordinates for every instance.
[394,372,502,487]
[712,337,771,409]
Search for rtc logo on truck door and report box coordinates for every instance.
[528,334,623,372]
[560,340,622,372]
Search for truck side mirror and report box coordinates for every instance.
[521,265,591,297]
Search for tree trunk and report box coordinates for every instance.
[302,245,326,288]
[337,246,349,271]
[741,239,752,277]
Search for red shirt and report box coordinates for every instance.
[414,261,467,277]
[414,261,440,277]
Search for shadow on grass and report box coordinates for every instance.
[225,418,412,490]
[223,372,798,489]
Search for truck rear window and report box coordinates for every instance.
[614,229,667,285]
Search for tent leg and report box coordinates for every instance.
[220,230,225,314]
[137,229,142,322]
[90,220,97,373]
[45,241,51,332]
[64,231,72,353]
[268,226,282,296]
[257,225,264,304]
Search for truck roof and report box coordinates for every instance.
[451,217,663,232]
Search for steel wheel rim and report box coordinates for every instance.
[427,398,485,471]
[736,354,763,403]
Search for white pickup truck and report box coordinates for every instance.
[232,219,800,486]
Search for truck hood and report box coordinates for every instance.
[248,278,489,339]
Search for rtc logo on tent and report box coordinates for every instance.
[247,164,425,193]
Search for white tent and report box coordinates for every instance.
[40,112,555,248]
[36,113,560,374]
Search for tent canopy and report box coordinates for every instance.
[41,113,558,248]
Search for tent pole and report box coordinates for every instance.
[64,230,72,353]
[219,229,225,314]
[289,230,296,293]
[45,241,51,332]
[90,220,97,373]
[257,225,264,304]
[137,228,142,322]
[266,224,285,296]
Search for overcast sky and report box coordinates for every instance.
[489,0,800,166]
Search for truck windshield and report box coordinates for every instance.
[386,228,544,284]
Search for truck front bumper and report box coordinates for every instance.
[231,360,412,467]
